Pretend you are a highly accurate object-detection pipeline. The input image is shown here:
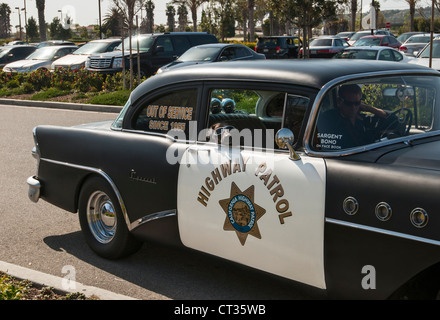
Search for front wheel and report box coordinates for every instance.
[78,176,142,259]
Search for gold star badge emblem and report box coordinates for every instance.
[219,182,266,245]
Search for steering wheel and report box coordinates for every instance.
[380,108,413,139]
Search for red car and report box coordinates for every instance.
[352,35,401,49]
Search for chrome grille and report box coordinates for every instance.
[89,58,112,69]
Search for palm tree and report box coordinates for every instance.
[405,0,420,32]
[36,0,47,41]
[173,0,208,32]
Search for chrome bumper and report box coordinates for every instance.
[27,176,41,203]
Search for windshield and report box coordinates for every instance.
[0,48,11,58]
[73,42,112,54]
[418,41,440,58]
[351,32,371,41]
[257,38,280,47]
[405,36,431,44]
[311,74,440,153]
[311,39,333,47]
[334,49,377,60]
[116,35,154,51]
[353,37,382,46]
[26,47,58,60]
[177,47,219,62]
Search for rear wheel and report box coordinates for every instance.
[78,176,141,259]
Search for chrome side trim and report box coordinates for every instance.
[326,218,440,247]
[131,209,177,230]
[40,158,133,230]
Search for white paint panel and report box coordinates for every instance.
[177,145,327,289]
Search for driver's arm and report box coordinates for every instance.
[360,103,387,118]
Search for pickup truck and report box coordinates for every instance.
[27,59,440,299]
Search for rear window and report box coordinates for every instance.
[257,38,280,47]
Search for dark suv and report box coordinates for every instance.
[0,45,36,69]
[255,36,302,59]
[86,32,218,77]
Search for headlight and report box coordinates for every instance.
[112,57,123,68]
[3,67,11,72]
[85,58,91,68]
[71,63,84,70]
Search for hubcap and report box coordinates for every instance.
[87,191,116,244]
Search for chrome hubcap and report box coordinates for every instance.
[87,191,116,244]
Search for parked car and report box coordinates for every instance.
[255,36,302,59]
[348,29,394,45]
[2,45,77,73]
[300,36,349,58]
[408,38,440,70]
[51,38,122,71]
[396,31,425,44]
[6,40,28,46]
[86,32,218,77]
[399,33,437,56]
[335,31,355,41]
[0,45,36,69]
[333,46,412,62]
[36,40,76,48]
[26,59,440,299]
[352,35,401,49]
[157,43,265,73]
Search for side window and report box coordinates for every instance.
[172,36,191,55]
[106,42,119,52]
[56,48,71,58]
[134,88,198,137]
[235,47,251,58]
[206,89,270,147]
[155,36,174,54]
[335,39,342,47]
[220,47,236,60]
[379,49,393,61]
[392,50,403,61]
[204,88,309,149]
[312,78,437,152]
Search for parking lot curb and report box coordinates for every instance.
[0,98,122,114]
[0,261,137,300]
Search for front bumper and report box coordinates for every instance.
[27,176,41,203]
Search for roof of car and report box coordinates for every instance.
[130,60,436,103]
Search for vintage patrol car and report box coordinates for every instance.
[27,60,440,299]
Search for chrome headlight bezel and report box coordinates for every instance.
[112,57,123,69]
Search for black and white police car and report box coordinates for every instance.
[27,59,440,299]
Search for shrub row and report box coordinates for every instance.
[0,68,145,94]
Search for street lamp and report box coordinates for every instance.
[58,9,63,22]
[15,7,22,40]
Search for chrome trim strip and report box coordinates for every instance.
[303,69,440,158]
[40,158,134,231]
[326,218,440,247]
[131,209,177,230]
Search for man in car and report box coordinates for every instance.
[316,84,387,151]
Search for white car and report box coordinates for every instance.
[408,38,440,70]
[51,39,121,71]
[3,45,77,73]
[333,46,413,62]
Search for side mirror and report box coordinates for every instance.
[275,128,300,160]
[153,46,164,54]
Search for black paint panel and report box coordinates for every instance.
[36,125,187,224]
[324,222,440,299]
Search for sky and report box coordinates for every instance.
[4,0,435,31]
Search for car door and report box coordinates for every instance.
[176,84,327,289]
[151,35,175,71]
